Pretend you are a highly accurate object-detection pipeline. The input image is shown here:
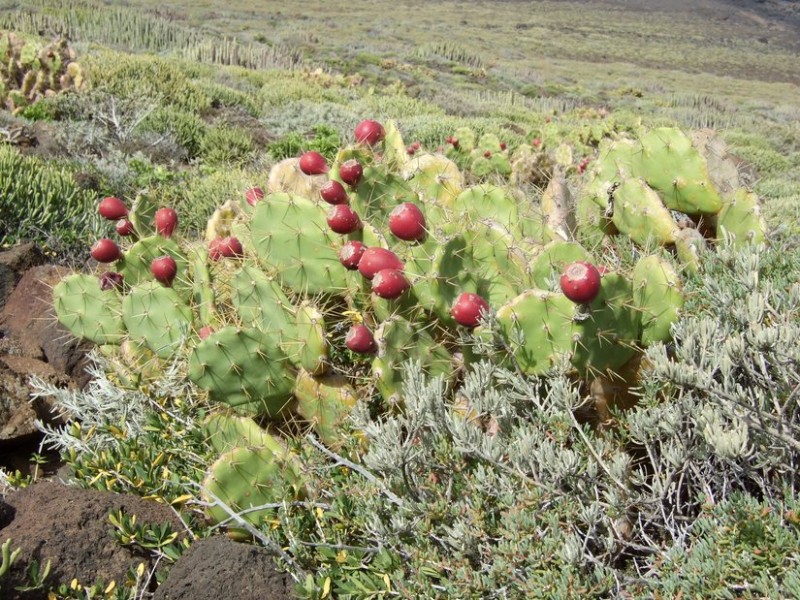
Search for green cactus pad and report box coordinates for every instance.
[381,120,410,172]
[632,255,683,346]
[128,192,159,238]
[190,246,216,326]
[496,289,579,376]
[571,273,641,374]
[121,281,193,359]
[202,444,305,527]
[637,127,723,214]
[351,168,419,230]
[250,193,347,296]
[117,235,188,290]
[53,273,125,345]
[612,178,681,246]
[188,326,296,418]
[674,228,707,273]
[403,153,464,206]
[372,316,452,405]
[529,240,592,291]
[294,369,359,449]
[715,188,767,247]
[430,234,518,323]
[289,303,328,375]
[231,265,294,332]
[202,414,286,455]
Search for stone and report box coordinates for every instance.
[0,243,45,313]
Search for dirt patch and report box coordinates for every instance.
[154,535,296,600]
[0,480,188,599]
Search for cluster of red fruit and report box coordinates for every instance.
[91,197,180,287]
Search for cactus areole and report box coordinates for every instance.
[560,261,602,304]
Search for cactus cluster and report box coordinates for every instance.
[579,127,767,268]
[51,119,766,526]
[0,31,85,114]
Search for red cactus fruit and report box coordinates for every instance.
[532,137,542,148]
[358,247,404,280]
[500,141,507,151]
[208,237,224,262]
[245,186,264,206]
[339,159,364,187]
[372,268,410,299]
[339,240,367,270]
[354,119,385,146]
[320,180,349,205]
[154,207,178,238]
[198,325,215,340]
[220,237,244,258]
[327,205,362,234]
[99,271,124,291]
[560,261,602,304]
[451,293,490,328]
[299,151,329,175]
[151,255,178,286]
[483,150,492,158]
[98,196,128,220]
[345,324,376,354]
[115,219,134,236]
[90,238,121,263]
[388,202,426,241]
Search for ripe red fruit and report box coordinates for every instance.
[90,238,121,263]
[388,202,426,241]
[154,207,178,238]
[532,137,542,148]
[372,268,410,299]
[299,151,329,175]
[245,186,264,206]
[345,324,376,354]
[451,293,490,328]
[320,180,349,205]
[358,247,404,280]
[208,237,223,262]
[339,159,364,187]
[327,205,362,234]
[406,145,417,156]
[99,271,124,291]
[198,325,215,340]
[151,255,178,286]
[560,261,602,304]
[354,119,385,146]
[220,236,244,258]
[339,240,367,270]
[115,219,134,236]
[500,141,507,151]
[483,150,492,158]
[98,196,128,220]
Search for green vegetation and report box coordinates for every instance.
[1,0,799,596]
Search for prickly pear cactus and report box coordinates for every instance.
[579,126,767,254]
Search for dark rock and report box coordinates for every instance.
[153,535,296,600]
[0,481,188,599]
[0,243,45,313]
[0,265,92,386]
[0,497,14,529]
